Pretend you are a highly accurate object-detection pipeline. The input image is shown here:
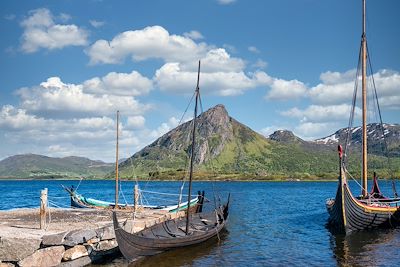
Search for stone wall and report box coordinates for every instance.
[0,225,118,267]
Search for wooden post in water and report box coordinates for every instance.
[134,184,139,212]
[40,188,48,229]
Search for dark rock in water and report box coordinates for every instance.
[18,246,64,267]
[0,237,41,262]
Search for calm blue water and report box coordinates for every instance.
[1,180,400,266]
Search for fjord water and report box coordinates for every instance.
[1,180,400,266]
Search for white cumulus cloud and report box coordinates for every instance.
[0,105,46,130]
[83,70,153,96]
[86,25,209,65]
[16,76,150,117]
[281,104,362,123]
[183,30,204,40]
[89,20,105,28]
[266,78,307,100]
[309,69,400,109]
[248,46,260,54]
[126,116,146,129]
[150,117,180,139]
[217,0,236,5]
[20,8,88,53]
[294,122,340,140]
[154,62,270,96]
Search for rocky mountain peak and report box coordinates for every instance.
[130,104,235,166]
[268,130,303,143]
[199,104,229,127]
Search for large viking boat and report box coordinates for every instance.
[326,0,400,234]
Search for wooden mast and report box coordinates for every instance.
[185,60,201,235]
[115,110,120,208]
[361,0,368,197]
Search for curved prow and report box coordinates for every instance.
[338,145,344,183]
[370,172,385,199]
[223,193,230,220]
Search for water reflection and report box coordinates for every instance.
[330,229,399,267]
[128,230,229,267]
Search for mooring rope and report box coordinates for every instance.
[140,189,189,197]
[75,176,84,191]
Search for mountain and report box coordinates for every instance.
[268,130,305,144]
[2,107,398,180]
[315,123,400,156]
[119,104,399,180]
[0,154,113,179]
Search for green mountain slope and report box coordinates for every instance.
[2,105,398,180]
[0,154,113,179]
[119,105,400,180]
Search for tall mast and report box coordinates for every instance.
[361,0,368,197]
[185,60,201,235]
[115,110,120,208]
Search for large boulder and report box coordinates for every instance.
[63,229,97,247]
[42,231,68,246]
[18,246,65,267]
[0,262,15,267]
[93,240,118,251]
[58,256,91,267]
[62,245,88,261]
[0,237,41,261]
[95,225,115,240]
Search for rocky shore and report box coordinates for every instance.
[0,208,183,266]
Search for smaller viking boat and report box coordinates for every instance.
[113,60,230,261]
[63,110,204,213]
[62,184,203,212]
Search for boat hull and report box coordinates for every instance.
[327,178,400,234]
[63,185,202,212]
[113,202,229,262]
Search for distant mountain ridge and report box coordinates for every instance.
[0,154,113,179]
[119,105,400,180]
[314,123,400,156]
[1,108,399,180]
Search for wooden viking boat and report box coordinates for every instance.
[326,0,400,234]
[113,60,230,261]
[113,198,229,261]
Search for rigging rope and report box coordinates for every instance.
[198,92,222,210]
[366,42,398,197]
[140,189,190,197]
[75,176,84,191]
[343,41,362,166]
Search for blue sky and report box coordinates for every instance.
[1,0,399,162]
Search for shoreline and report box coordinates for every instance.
[0,178,339,182]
